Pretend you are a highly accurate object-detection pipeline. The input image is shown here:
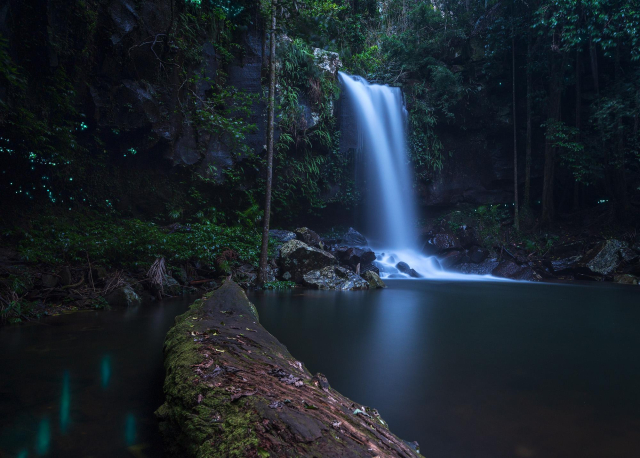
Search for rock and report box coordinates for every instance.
[173,266,188,285]
[106,285,141,307]
[551,255,582,274]
[278,240,336,282]
[303,266,369,290]
[453,259,500,275]
[584,240,627,276]
[439,251,464,269]
[313,48,342,75]
[457,226,480,248]
[468,246,489,264]
[492,260,521,279]
[620,247,639,263]
[334,246,376,267]
[362,271,386,289]
[422,232,462,255]
[163,275,182,295]
[395,262,421,278]
[295,227,323,249]
[269,229,296,243]
[614,274,638,285]
[41,274,58,288]
[340,227,368,247]
[360,263,380,275]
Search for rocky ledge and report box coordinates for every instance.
[156,281,421,457]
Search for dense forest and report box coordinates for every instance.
[1,0,640,319]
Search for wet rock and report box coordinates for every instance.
[278,240,336,282]
[41,274,58,288]
[453,259,500,275]
[269,229,296,243]
[615,274,638,285]
[492,260,538,280]
[395,262,421,278]
[334,246,376,268]
[340,227,368,247]
[584,240,627,276]
[360,263,380,275]
[439,251,464,269]
[295,227,323,249]
[106,285,141,307]
[303,266,369,290]
[468,246,489,264]
[362,271,386,289]
[551,255,582,274]
[422,232,462,255]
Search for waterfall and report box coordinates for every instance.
[339,72,502,280]
[339,73,417,249]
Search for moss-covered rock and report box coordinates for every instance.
[157,280,422,457]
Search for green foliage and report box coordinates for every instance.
[17,215,268,269]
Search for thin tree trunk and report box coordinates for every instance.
[589,38,599,95]
[258,1,277,286]
[573,43,582,211]
[541,55,563,224]
[512,34,519,230]
[524,37,533,208]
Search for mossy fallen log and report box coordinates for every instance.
[156,280,422,458]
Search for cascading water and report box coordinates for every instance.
[339,72,500,280]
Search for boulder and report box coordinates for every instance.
[334,246,376,268]
[620,247,639,263]
[278,240,336,282]
[362,271,386,289]
[457,226,479,248]
[295,227,323,249]
[551,256,582,274]
[395,262,421,278]
[360,263,380,275]
[468,246,489,264]
[453,259,500,275]
[303,266,369,290]
[269,229,297,243]
[584,240,626,276]
[105,285,141,307]
[439,251,464,269]
[163,275,183,296]
[422,232,462,255]
[614,274,638,285]
[340,227,368,247]
[492,260,538,281]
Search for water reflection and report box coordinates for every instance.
[101,355,111,389]
[252,281,640,458]
[35,418,49,456]
[60,371,70,434]
[0,296,194,457]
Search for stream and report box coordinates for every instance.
[1,281,639,457]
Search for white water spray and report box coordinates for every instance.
[339,72,501,280]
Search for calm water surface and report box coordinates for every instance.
[0,297,193,458]
[251,280,640,458]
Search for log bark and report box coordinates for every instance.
[157,281,422,457]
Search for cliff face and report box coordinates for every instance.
[1,0,264,169]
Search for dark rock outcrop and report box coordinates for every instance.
[303,266,369,290]
[156,282,421,457]
[340,227,368,247]
[295,227,323,249]
[583,240,627,276]
[278,240,336,282]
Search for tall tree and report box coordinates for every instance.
[258,0,278,286]
[512,30,519,229]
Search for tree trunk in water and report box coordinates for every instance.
[524,38,532,208]
[257,1,277,286]
[512,35,519,230]
[541,56,563,224]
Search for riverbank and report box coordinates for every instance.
[157,280,422,457]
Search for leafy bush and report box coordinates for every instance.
[17,215,270,269]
